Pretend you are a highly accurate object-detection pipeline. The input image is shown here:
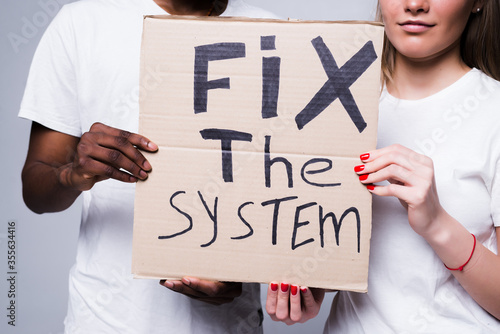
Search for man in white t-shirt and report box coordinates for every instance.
[19,0,278,333]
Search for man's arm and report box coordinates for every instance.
[21,121,158,214]
[22,122,81,213]
[23,122,241,304]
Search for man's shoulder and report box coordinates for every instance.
[224,0,281,19]
[61,0,142,16]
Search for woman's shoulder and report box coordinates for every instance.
[459,69,500,112]
[470,68,500,93]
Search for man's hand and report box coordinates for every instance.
[160,277,242,305]
[21,122,158,213]
[61,122,158,191]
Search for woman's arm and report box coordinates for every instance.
[357,144,500,319]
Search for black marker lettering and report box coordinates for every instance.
[291,202,317,250]
[295,38,377,132]
[264,135,293,188]
[232,201,254,240]
[319,206,361,253]
[198,191,218,248]
[158,191,193,240]
[261,35,277,51]
[200,128,252,182]
[194,42,246,114]
[301,158,341,188]
[261,35,280,119]
[262,196,298,245]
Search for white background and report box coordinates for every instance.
[0,0,377,333]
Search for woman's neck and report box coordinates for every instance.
[153,0,227,16]
[387,42,471,100]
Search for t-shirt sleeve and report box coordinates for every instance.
[491,159,500,227]
[18,5,81,137]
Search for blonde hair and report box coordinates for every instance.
[376,1,500,85]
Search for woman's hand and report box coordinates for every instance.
[355,144,445,237]
[265,282,325,325]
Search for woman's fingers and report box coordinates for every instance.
[275,283,291,321]
[266,282,324,325]
[358,163,413,186]
[359,144,432,174]
[356,144,443,236]
[289,285,302,322]
[266,282,279,318]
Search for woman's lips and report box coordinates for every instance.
[399,20,435,33]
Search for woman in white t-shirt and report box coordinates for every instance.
[266,0,500,332]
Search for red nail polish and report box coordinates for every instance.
[300,287,308,293]
[291,285,298,296]
[354,165,365,173]
[281,283,289,293]
[359,174,369,181]
[270,283,278,292]
[360,153,370,161]
[367,185,376,191]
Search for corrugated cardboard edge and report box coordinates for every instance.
[133,275,367,293]
[143,14,385,27]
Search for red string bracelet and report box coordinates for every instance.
[444,234,476,271]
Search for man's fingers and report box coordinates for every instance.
[82,131,152,173]
[69,122,160,189]
[182,277,242,298]
[160,280,234,305]
[159,278,242,306]
[72,158,137,186]
[90,122,158,153]
[79,145,148,180]
[160,280,206,298]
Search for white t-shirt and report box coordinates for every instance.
[325,69,500,333]
[19,1,278,333]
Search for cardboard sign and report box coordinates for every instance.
[133,16,383,292]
